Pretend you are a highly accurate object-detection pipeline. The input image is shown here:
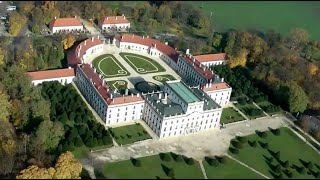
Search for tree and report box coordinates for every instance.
[0,48,5,66]
[18,1,35,15]
[8,12,27,36]
[167,168,175,178]
[0,90,11,122]
[155,4,172,25]
[307,63,318,76]
[63,35,76,50]
[0,121,17,175]
[31,24,41,34]
[212,33,223,48]
[286,81,309,113]
[286,28,309,50]
[16,151,82,179]
[314,130,320,141]
[35,120,65,152]
[228,48,249,68]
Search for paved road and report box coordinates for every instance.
[81,114,288,174]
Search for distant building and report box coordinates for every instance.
[27,67,75,86]
[49,17,83,34]
[193,53,228,67]
[98,14,130,31]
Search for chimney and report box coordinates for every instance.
[186,49,190,55]
[90,63,93,68]
[121,36,123,40]
[154,44,157,48]
[165,42,168,45]
[94,68,96,73]
[193,57,196,62]
[92,37,94,42]
[206,83,209,88]
[68,66,71,69]
[147,36,149,38]
[107,17,108,20]
[116,16,117,20]
[110,94,113,99]
[159,93,162,99]
[203,67,206,71]
[137,93,140,97]
[77,51,80,57]
[102,79,105,86]
[97,35,99,39]
[84,40,87,46]
[79,45,82,50]
[143,36,144,39]
[122,14,125,19]
[54,16,57,19]
[81,58,84,64]
[125,89,129,95]
[221,78,224,82]
[74,16,77,18]
[165,93,168,100]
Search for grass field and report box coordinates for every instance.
[120,53,166,74]
[221,107,246,124]
[92,54,129,78]
[109,123,152,145]
[235,103,266,119]
[188,1,320,40]
[152,74,177,84]
[103,153,204,179]
[203,156,264,179]
[229,127,320,179]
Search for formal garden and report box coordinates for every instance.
[255,101,282,115]
[235,98,266,119]
[221,107,246,124]
[108,123,152,145]
[203,156,264,179]
[92,54,130,78]
[120,52,166,74]
[40,81,114,158]
[152,74,177,84]
[101,152,204,179]
[228,127,320,179]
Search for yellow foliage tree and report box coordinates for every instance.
[63,35,76,50]
[227,48,249,68]
[16,151,82,179]
[308,63,318,76]
[0,48,5,66]
[8,12,27,36]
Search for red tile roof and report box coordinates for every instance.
[67,36,103,66]
[80,64,113,105]
[194,53,227,63]
[114,34,179,62]
[100,16,130,25]
[111,96,144,105]
[27,68,75,80]
[182,55,215,80]
[203,82,231,92]
[49,17,82,28]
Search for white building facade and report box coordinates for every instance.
[27,68,75,86]
[99,15,130,31]
[50,17,84,34]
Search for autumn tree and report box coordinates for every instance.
[307,63,318,76]
[156,4,172,25]
[41,1,60,24]
[286,28,309,50]
[0,89,11,122]
[227,48,249,68]
[17,1,35,16]
[63,35,76,50]
[300,116,311,133]
[8,12,27,36]
[212,33,223,48]
[0,121,17,175]
[16,151,82,179]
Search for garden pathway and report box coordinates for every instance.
[230,103,250,120]
[225,154,270,179]
[199,161,208,179]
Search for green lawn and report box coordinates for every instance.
[235,103,266,119]
[152,74,177,84]
[221,107,246,124]
[107,80,128,91]
[120,52,166,74]
[229,127,320,179]
[203,156,264,179]
[92,54,130,78]
[109,123,152,145]
[103,153,204,179]
[188,1,320,40]
[255,101,283,115]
